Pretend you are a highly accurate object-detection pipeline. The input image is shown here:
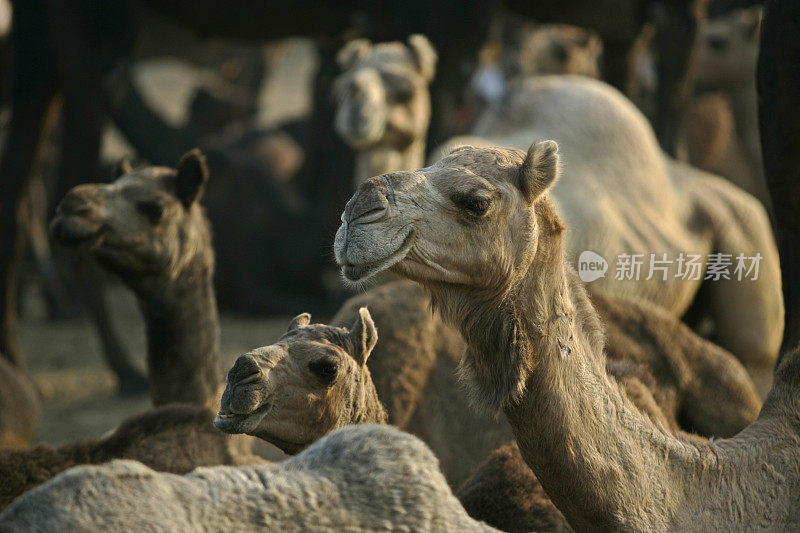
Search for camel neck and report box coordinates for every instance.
[353,138,426,188]
[136,256,222,407]
[427,202,696,530]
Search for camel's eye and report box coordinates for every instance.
[309,358,339,384]
[382,71,415,102]
[452,192,493,217]
[137,200,165,224]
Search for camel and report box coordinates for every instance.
[688,6,770,209]
[333,35,437,186]
[214,309,387,454]
[0,357,40,449]
[50,150,222,407]
[329,279,758,487]
[437,75,783,380]
[0,424,499,532]
[510,23,602,79]
[334,142,800,530]
[0,404,262,510]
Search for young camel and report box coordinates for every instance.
[335,143,800,530]
[333,35,436,187]
[50,150,222,407]
[214,309,387,454]
[0,425,499,532]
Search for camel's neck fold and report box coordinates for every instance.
[137,258,222,407]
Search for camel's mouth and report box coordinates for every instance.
[50,215,104,249]
[339,229,415,282]
[213,402,271,434]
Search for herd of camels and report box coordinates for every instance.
[1,0,799,531]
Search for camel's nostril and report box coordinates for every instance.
[235,372,261,387]
[352,207,387,225]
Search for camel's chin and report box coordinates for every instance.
[213,404,270,435]
[339,231,415,283]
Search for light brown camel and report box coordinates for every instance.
[437,75,782,380]
[51,150,222,407]
[214,309,387,454]
[335,142,800,530]
[0,404,260,510]
[333,35,436,186]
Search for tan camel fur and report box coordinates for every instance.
[328,279,758,487]
[334,35,436,187]
[0,358,40,449]
[0,425,500,532]
[435,75,782,376]
[456,359,676,533]
[335,143,800,530]
[214,309,387,455]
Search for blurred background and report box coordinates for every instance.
[0,0,767,445]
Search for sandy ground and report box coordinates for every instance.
[17,39,319,447]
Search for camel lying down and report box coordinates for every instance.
[0,425,498,532]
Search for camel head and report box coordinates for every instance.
[333,34,436,151]
[514,24,602,78]
[50,149,211,286]
[214,308,385,454]
[696,7,761,90]
[334,141,562,291]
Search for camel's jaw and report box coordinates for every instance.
[213,402,271,435]
[334,224,415,282]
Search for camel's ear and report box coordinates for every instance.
[337,39,372,71]
[518,140,559,202]
[175,148,209,208]
[287,313,311,332]
[114,157,133,177]
[349,307,377,366]
[407,34,437,82]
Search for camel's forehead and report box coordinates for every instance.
[280,325,354,354]
[425,147,524,185]
[356,45,415,72]
[114,168,176,193]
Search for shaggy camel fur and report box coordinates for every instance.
[328,279,758,486]
[0,357,40,449]
[214,310,387,454]
[335,142,800,530]
[51,150,222,407]
[0,425,499,532]
[437,75,782,375]
[334,35,436,187]
[0,404,258,511]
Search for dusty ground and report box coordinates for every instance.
[17,39,319,447]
